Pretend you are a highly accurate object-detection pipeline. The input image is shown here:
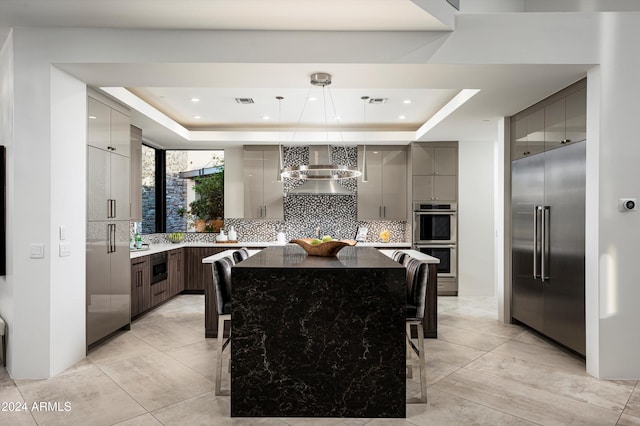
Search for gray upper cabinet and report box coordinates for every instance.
[130,126,142,221]
[511,79,586,160]
[357,147,407,221]
[412,145,456,176]
[411,142,457,202]
[88,97,130,157]
[87,95,131,221]
[244,147,283,219]
[511,109,544,160]
[545,87,587,150]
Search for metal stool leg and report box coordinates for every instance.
[406,319,427,403]
[406,322,413,379]
[215,314,230,396]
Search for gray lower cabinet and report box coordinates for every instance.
[150,280,168,306]
[86,221,131,346]
[131,256,150,318]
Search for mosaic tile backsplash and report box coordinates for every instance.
[135,145,409,244]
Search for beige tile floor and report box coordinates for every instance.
[1,295,638,425]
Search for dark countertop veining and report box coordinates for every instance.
[231,245,406,418]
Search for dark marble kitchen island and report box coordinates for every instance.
[231,245,406,418]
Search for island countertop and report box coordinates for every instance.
[231,245,406,418]
[234,244,405,270]
[131,241,412,259]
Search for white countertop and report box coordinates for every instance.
[130,241,411,259]
[379,249,440,264]
[201,249,261,264]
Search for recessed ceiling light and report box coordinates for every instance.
[403,99,412,104]
[88,115,97,119]
[399,115,406,120]
[193,115,201,119]
[308,97,317,101]
[191,98,200,103]
[262,115,270,120]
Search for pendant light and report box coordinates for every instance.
[280,73,361,180]
[361,96,369,183]
[276,96,284,182]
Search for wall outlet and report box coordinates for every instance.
[59,242,72,257]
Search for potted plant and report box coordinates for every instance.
[187,170,224,232]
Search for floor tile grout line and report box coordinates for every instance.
[617,380,640,424]
[10,378,40,426]
[428,384,546,426]
[89,356,153,419]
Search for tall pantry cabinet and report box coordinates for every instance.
[86,94,131,347]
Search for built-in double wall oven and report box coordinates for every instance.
[413,202,458,295]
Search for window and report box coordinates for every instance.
[140,147,224,233]
[141,144,156,234]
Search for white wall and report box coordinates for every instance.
[49,67,87,376]
[0,31,14,370]
[588,13,640,378]
[5,11,640,378]
[458,140,495,296]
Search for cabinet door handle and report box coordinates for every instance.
[112,224,117,253]
[264,205,267,217]
[383,206,386,217]
[107,199,111,218]
[113,199,116,218]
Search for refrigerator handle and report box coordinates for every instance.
[541,206,550,281]
[533,206,539,279]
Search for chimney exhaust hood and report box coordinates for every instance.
[285,146,355,196]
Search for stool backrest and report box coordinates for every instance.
[405,257,429,320]
[213,256,235,313]
[232,248,250,263]
[391,250,408,265]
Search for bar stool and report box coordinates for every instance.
[391,249,408,265]
[213,256,234,396]
[232,247,249,264]
[404,257,429,403]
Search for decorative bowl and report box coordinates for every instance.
[167,232,185,243]
[290,238,357,257]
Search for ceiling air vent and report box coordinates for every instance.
[368,98,388,104]
[235,98,255,104]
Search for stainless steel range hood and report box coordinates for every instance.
[286,146,354,196]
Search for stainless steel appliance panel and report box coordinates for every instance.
[542,141,586,355]
[511,153,545,332]
[414,244,457,278]
[413,202,457,244]
[511,140,585,356]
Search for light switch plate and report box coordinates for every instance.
[59,225,67,240]
[30,243,45,259]
[59,242,71,257]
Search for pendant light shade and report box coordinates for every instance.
[361,96,369,183]
[280,73,361,181]
[276,96,284,182]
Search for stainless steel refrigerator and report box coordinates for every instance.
[511,140,585,356]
